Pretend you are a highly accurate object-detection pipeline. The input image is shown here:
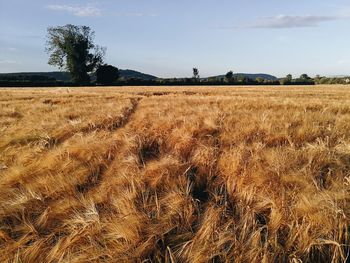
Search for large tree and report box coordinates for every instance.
[46,24,105,84]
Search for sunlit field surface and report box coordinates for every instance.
[0,86,349,262]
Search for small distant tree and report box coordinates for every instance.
[46,24,105,84]
[193,68,200,80]
[96,64,119,85]
[300,74,311,80]
[225,71,234,82]
[281,74,293,85]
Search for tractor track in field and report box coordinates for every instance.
[46,97,142,148]
[1,98,142,152]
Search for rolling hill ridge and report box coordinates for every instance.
[0,71,278,81]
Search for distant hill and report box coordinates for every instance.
[0,71,71,81]
[119,69,157,80]
[0,69,158,81]
[0,71,277,83]
[210,73,277,81]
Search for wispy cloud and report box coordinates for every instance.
[0,60,20,64]
[235,15,343,29]
[46,5,157,18]
[47,4,101,17]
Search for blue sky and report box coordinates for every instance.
[1,0,350,78]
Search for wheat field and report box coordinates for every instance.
[0,86,349,263]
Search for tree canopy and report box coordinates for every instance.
[96,64,119,85]
[225,71,234,82]
[46,24,105,84]
[193,68,200,80]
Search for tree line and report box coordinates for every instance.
[1,24,348,87]
[0,72,317,87]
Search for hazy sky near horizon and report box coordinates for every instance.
[1,0,350,78]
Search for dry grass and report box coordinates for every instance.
[0,85,349,262]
